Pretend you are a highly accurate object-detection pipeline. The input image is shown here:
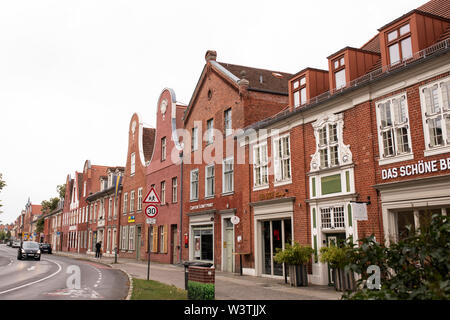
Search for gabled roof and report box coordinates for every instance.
[417,0,450,19]
[183,52,292,123]
[360,34,380,54]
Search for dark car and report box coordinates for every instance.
[17,241,41,261]
[39,243,52,254]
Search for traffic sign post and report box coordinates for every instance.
[145,204,159,218]
[143,187,161,204]
[143,187,160,281]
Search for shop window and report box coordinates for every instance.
[193,225,213,261]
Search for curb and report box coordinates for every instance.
[116,267,133,300]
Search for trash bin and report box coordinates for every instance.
[183,261,213,290]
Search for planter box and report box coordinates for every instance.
[333,268,356,292]
[288,264,308,287]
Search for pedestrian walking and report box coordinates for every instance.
[95,241,102,258]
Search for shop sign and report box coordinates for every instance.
[381,157,450,180]
[258,191,286,201]
[128,216,135,223]
[190,203,213,211]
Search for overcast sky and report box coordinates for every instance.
[0,0,427,224]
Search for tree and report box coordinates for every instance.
[41,197,60,215]
[57,184,66,199]
[343,214,450,300]
[36,217,45,234]
[0,173,6,213]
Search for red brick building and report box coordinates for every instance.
[119,113,155,260]
[181,50,292,272]
[236,0,449,285]
[146,88,186,264]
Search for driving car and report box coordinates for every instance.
[12,240,21,248]
[17,241,41,261]
[39,243,52,254]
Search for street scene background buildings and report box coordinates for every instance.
[1,0,449,287]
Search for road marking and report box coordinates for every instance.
[0,259,62,296]
[27,266,36,271]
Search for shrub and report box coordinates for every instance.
[274,242,314,265]
[187,281,215,300]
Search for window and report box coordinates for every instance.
[420,78,450,152]
[161,137,166,161]
[190,169,199,201]
[206,119,214,145]
[83,182,86,197]
[130,153,135,176]
[123,193,128,214]
[224,108,232,136]
[318,124,339,169]
[160,181,166,204]
[292,76,307,107]
[108,198,112,218]
[130,190,135,212]
[386,23,412,65]
[114,199,118,218]
[273,135,292,183]
[376,93,411,159]
[205,164,215,197]
[159,225,167,253]
[192,127,198,151]
[333,56,346,89]
[172,177,178,203]
[192,225,213,261]
[121,226,128,250]
[222,158,234,193]
[137,188,143,211]
[321,206,345,229]
[129,226,135,251]
[253,143,269,187]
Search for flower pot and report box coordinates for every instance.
[333,268,356,292]
[288,264,308,287]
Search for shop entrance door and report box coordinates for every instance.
[326,233,346,286]
[223,218,234,273]
[261,219,292,277]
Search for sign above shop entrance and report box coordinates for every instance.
[381,157,450,180]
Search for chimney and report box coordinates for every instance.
[238,70,249,97]
[205,50,217,62]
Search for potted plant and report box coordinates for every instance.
[274,242,314,287]
[319,241,356,292]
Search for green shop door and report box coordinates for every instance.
[325,233,346,286]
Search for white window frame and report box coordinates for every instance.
[161,181,166,204]
[137,188,143,211]
[190,169,199,201]
[192,127,198,151]
[206,118,214,145]
[123,192,128,214]
[253,142,269,190]
[224,108,232,136]
[130,190,135,212]
[273,134,292,185]
[320,205,346,230]
[172,177,178,203]
[205,164,215,198]
[161,137,167,161]
[376,92,413,165]
[420,77,450,157]
[130,153,136,176]
[222,157,234,194]
[128,225,135,251]
[317,123,339,169]
[108,198,112,218]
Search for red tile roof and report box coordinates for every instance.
[142,127,156,163]
[417,0,450,19]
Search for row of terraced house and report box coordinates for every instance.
[12,0,450,286]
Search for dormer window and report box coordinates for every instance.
[333,56,346,89]
[293,76,307,107]
[386,23,412,65]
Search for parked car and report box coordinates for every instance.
[17,241,41,261]
[39,243,52,254]
[12,240,21,248]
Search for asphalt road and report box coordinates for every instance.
[0,244,129,300]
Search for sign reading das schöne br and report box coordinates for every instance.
[382,157,450,180]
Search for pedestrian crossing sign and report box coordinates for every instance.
[143,187,161,204]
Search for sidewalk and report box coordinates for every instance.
[53,251,341,300]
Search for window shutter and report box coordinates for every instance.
[423,87,432,115]
[273,140,281,182]
[152,225,158,253]
[441,81,449,111]
[163,225,168,253]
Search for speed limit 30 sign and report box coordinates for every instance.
[145,204,159,218]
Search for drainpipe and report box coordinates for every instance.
[179,151,183,264]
